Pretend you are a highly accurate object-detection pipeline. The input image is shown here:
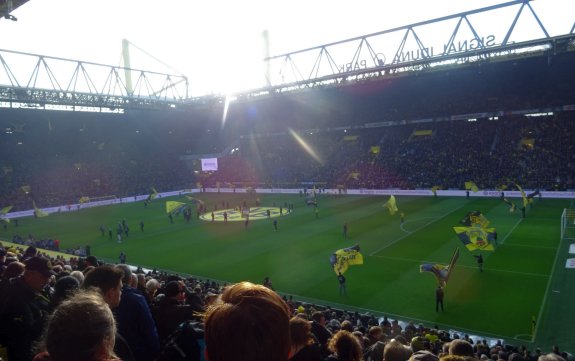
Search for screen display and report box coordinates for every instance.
[201,158,218,171]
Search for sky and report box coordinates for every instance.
[0,0,573,97]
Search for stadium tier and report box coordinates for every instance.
[2,49,575,211]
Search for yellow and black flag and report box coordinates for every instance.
[459,211,490,228]
[453,226,496,251]
[329,244,364,275]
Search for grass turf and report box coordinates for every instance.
[2,193,573,350]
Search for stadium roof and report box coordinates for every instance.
[0,0,29,20]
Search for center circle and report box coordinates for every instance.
[199,207,289,222]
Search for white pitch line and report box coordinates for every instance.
[399,217,437,234]
[502,243,557,249]
[497,217,522,247]
[532,214,567,342]
[369,254,549,278]
[369,204,467,257]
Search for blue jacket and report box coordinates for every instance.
[115,286,161,361]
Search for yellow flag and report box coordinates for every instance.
[0,205,12,215]
[514,183,529,208]
[166,201,186,215]
[331,245,364,275]
[146,187,158,202]
[465,181,479,193]
[0,205,12,223]
[33,201,49,218]
[348,172,360,180]
[464,181,478,192]
[383,195,399,215]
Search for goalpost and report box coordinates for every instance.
[560,208,575,241]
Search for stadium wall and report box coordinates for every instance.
[4,188,574,220]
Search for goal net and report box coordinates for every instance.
[561,208,575,241]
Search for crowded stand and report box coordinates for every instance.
[2,51,575,210]
[205,112,575,191]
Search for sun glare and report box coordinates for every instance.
[288,128,323,165]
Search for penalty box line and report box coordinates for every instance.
[369,203,467,257]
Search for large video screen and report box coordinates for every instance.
[201,158,218,171]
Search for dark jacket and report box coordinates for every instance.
[0,277,51,361]
[152,296,198,342]
[310,321,332,358]
[290,343,323,361]
[114,286,161,361]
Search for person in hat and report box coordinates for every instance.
[0,256,55,361]
[49,275,80,310]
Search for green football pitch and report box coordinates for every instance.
[2,193,574,351]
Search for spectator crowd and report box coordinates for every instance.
[0,243,571,361]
